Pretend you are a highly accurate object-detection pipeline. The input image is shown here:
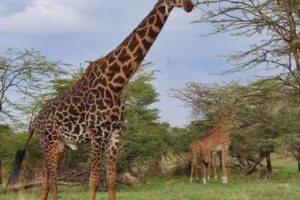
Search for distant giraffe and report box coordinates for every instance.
[7,1,194,200]
[190,110,236,184]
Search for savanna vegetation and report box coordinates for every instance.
[1,0,300,199]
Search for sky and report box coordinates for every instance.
[0,0,262,127]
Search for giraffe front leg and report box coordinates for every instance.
[88,139,104,200]
[106,133,120,200]
[47,146,60,200]
[221,146,228,184]
[190,158,195,182]
[190,154,198,182]
[213,152,218,180]
[201,161,207,184]
[207,155,211,181]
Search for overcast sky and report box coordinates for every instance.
[0,0,261,127]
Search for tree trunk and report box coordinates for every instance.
[246,155,266,175]
[5,181,81,192]
[0,158,2,185]
[266,153,272,172]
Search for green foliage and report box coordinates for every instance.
[47,68,85,96]
[0,124,31,180]
[172,82,241,121]
[118,64,166,173]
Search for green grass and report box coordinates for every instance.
[1,156,300,200]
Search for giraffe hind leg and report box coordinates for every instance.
[190,162,196,182]
[41,163,49,200]
[221,146,229,183]
[201,160,208,184]
[106,132,121,200]
[213,152,218,180]
[88,138,105,200]
[38,132,61,200]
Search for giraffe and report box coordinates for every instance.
[7,1,194,200]
[190,110,236,184]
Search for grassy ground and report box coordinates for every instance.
[1,156,300,200]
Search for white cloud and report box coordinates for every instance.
[0,0,101,33]
[0,0,200,34]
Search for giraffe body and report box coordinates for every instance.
[190,123,230,184]
[22,1,194,200]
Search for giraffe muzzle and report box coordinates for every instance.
[183,1,194,12]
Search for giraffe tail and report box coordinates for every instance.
[5,122,35,192]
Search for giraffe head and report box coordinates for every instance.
[163,0,195,12]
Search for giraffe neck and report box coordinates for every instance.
[95,0,173,93]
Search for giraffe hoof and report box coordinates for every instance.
[222,177,228,183]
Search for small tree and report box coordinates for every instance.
[0,48,68,125]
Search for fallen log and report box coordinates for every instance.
[5,181,82,192]
[4,171,87,192]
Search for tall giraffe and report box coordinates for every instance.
[190,110,236,184]
[7,1,194,200]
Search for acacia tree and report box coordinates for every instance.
[194,0,300,89]
[0,48,68,125]
[173,79,300,174]
[0,49,70,185]
[173,82,241,121]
